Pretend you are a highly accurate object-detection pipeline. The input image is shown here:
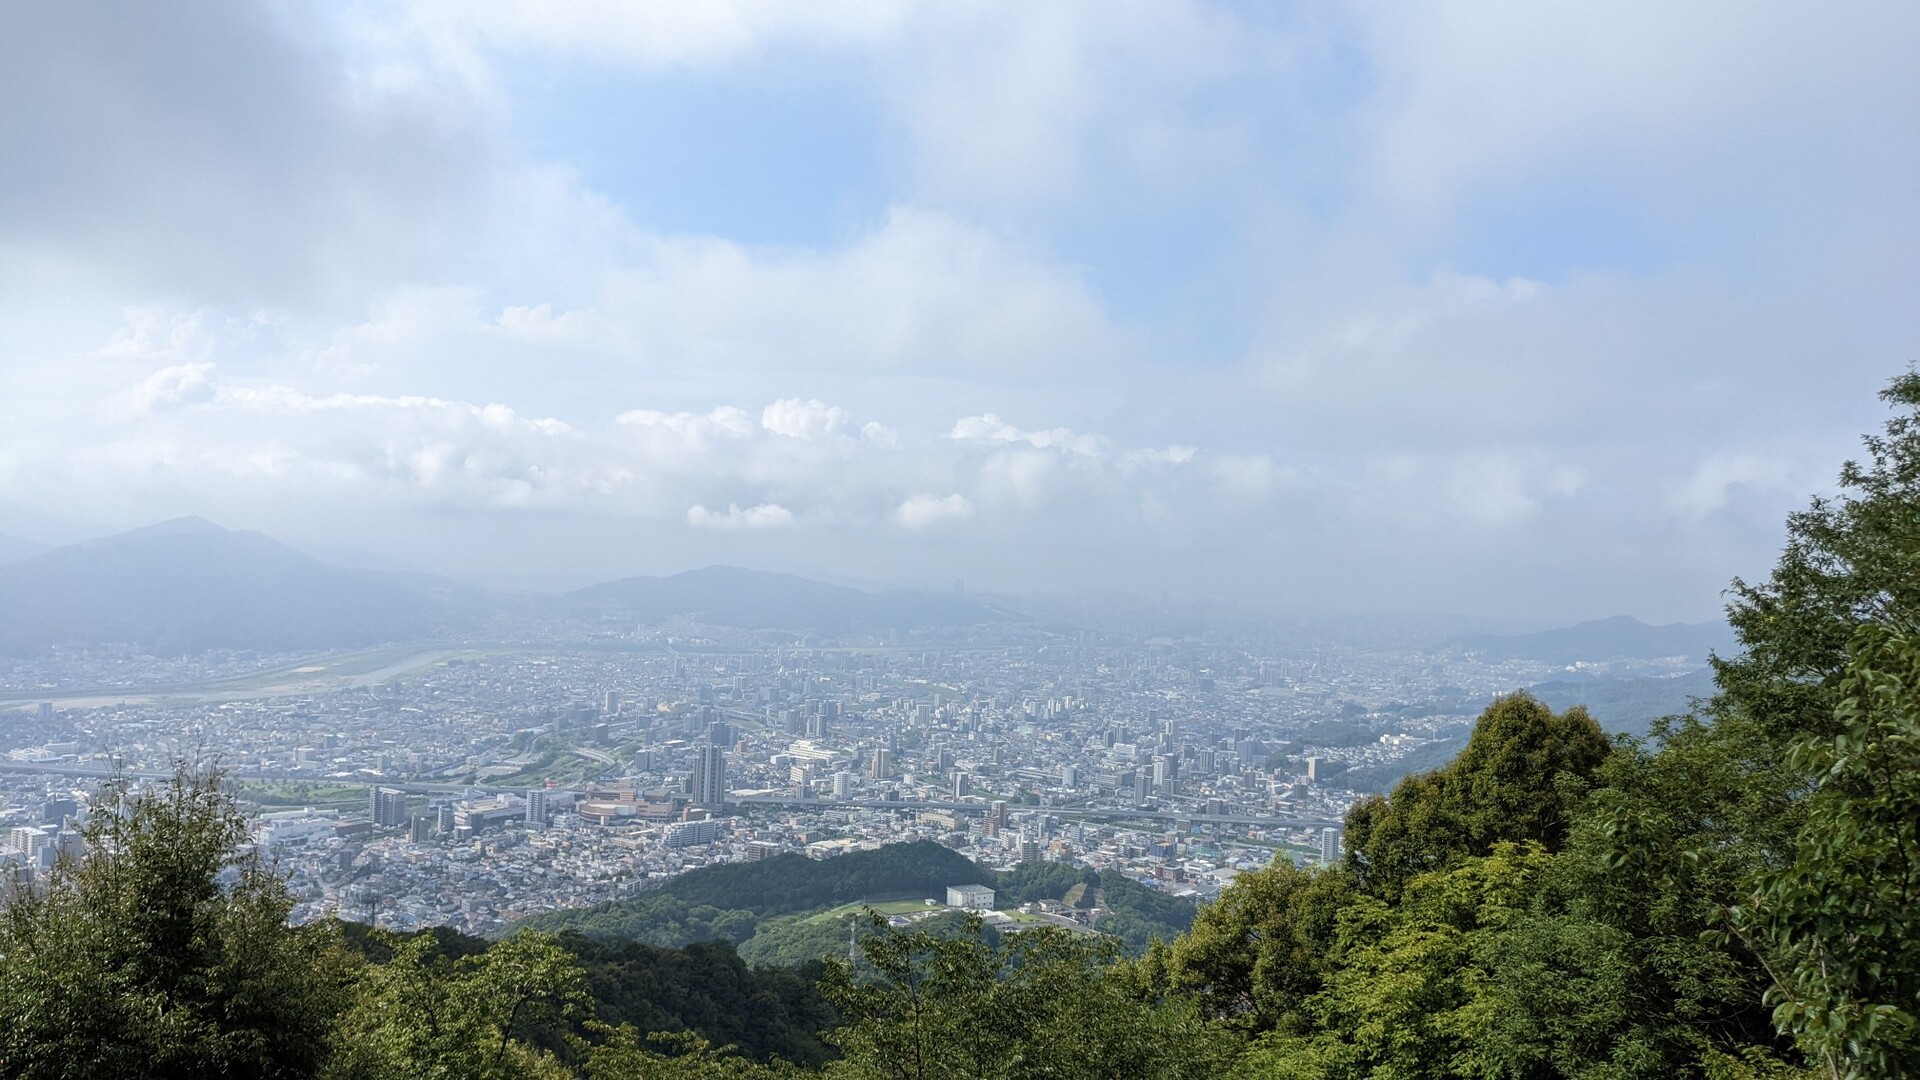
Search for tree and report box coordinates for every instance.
[1233,843,1549,1079]
[0,768,347,1080]
[1734,624,1920,1078]
[1717,372,1920,745]
[820,914,1232,1080]
[1343,693,1613,899]
[1152,859,1355,1035]
[325,929,590,1080]
[584,1028,801,1079]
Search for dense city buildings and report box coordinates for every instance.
[0,610,1699,935]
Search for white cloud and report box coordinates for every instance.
[686,502,794,529]
[949,413,1107,457]
[760,398,850,440]
[587,207,1127,381]
[893,493,973,528]
[130,363,219,414]
[1669,454,1807,518]
[495,302,591,342]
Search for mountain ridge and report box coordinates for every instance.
[1445,614,1736,664]
[0,518,1016,655]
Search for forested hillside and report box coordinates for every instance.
[517,838,1196,961]
[3,374,1917,1078]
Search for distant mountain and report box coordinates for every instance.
[0,517,487,656]
[0,532,47,564]
[572,565,1005,631]
[1445,615,1736,665]
[1528,667,1719,735]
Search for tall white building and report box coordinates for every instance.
[1318,826,1342,865]
[693,745,727,809]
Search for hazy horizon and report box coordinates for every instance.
[4,3,1916,624]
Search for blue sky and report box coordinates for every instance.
[0,1,1914,621]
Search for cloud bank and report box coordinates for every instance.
[0,1,1913,618]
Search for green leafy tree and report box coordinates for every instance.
[1732,624,1920,1078]
[1538,713,1803,1075]
[1233,843,1548,1079]
[1343,693,1613,899]
[1717,372,1920,745]
[1152,859,1355,1036]
[584,1028,802,1079]
[0,768,348,1080]
[821,914,1231,1080]
[326,929,590,1080]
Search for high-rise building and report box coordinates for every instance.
[603,690,620,715]
[953,772,969,799]
[42,797,77,826]
[1060,765,1078,789]
[871,748,894,779]
[708,720,734,748]
[1318,827,1342,865]
[371,787,408,829]
[1305,756,1322,783]
[435,803,455,833]
[8,825,52,861]
[1020,838,1041,863]
[991,800,1008,831]
[409,815,432,843]
[832,771,852,799]
[525,788,549,825]
[693,745,727,809]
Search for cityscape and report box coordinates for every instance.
[0,607,1702,936]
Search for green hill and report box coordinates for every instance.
[517,840,1195,962]
[517,841,985,944]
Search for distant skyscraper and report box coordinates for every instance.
[871,748,894,779]
[708,720,734,748]
[693,745,727,809]
[371,787,408,829]
[525,788,549,825]
[1305,756,1321,782]
[953,772,968,799]
[42,797,77,826]
[832,771,852,799]
[409,815,432,843]
[1319,827,1342,865]
[603,690,620,715]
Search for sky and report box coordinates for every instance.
[0,1,1915,621]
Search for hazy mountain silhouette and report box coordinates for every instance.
[0,517,488,656]
[0,532,47,564]
[572,565,1004,631]
[1446,615,1736,665]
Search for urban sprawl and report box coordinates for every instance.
[1,619,1679,936]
